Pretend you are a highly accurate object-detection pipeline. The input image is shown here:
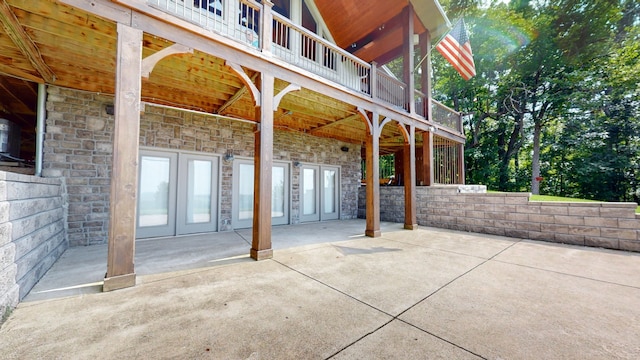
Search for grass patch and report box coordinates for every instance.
[530,195,639,213]
[529,195,600,203]
[488,191,639,213]
[1,305,13,327]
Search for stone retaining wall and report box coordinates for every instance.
[0,171,67,322]
[359,185,640,252]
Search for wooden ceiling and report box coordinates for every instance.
[0,0,450,160]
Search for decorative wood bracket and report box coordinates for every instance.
[0,0,55,83]
[141,43,192,79]
[273,83,301,109]
[217,73,259,115]
[397,123,411,143]
[226,61,261,106]
[378,116,392,137]
[357,107,372,134]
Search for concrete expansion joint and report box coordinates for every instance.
[492,259,640,291]
[273,252,495,360]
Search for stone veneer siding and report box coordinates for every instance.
[0,171,67,321]
[359,186,640,252]
[42,86,361,246]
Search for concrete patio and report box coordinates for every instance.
[1,220,639,359]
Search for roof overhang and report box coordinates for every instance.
[411,0,451,41]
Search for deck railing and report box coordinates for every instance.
[432,100,462,133]
[148,0,461,134]
[271,13,371,95]
[376,70,408,111]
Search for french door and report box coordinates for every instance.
[300,165,340,222]
[136,149,219,239]
[232,159,290,229]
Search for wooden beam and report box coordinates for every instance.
[0,0,55,83]
[347,11,406,55]
[308,113,360,134]
[0,76,36,115]
[104,23,142,292]
[251,72,274,260]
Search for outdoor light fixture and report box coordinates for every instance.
[293,161,302,168]
[223,151,234,162]
[105,104,115,115]
[341,146,349,152]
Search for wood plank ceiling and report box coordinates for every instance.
[0,0,434,161]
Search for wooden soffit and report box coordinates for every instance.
[314,0,450,63]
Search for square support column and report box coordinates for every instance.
[104,23,143,292]
[420,31,432,121]
[402,5,416,115]
[421,131,434,186]
[404,125,417,229]
[251,73,274,260]
[365,114,381,238]
[458,143,466,184]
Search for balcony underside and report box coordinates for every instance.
[0,0,463,156]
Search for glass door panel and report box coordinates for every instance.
[137,151,177,238]
[300,166,319,222]
[300,165,340,223]
[176,154,218,235]
[232,160,290,229]
[238,163,254,221]
[272,166,285,218]
[187,160,212,224]
[322,167,339,220]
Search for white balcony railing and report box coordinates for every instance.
[148,0,462,134]
[376,71,408,111]
[271,13,371,95]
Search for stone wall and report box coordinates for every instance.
[359,186,640,252]
[0,171,67,322]
[43,86,361,245]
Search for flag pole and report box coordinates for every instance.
[413,19,459,72]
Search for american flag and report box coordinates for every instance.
[436,19,476,80]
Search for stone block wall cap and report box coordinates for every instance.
[0,171,62,185]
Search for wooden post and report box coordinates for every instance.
[370,61,378,99]
[402,5,415,115]
[420,30,432,121]
[251,72,274,260]
[261,0,273,53]
[404,125,417,229]
[422,131,434,186]
[365,112,381,237]
[104,23,142,292]
[458,143,466,184]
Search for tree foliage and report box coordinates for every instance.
[434,0,640,203]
